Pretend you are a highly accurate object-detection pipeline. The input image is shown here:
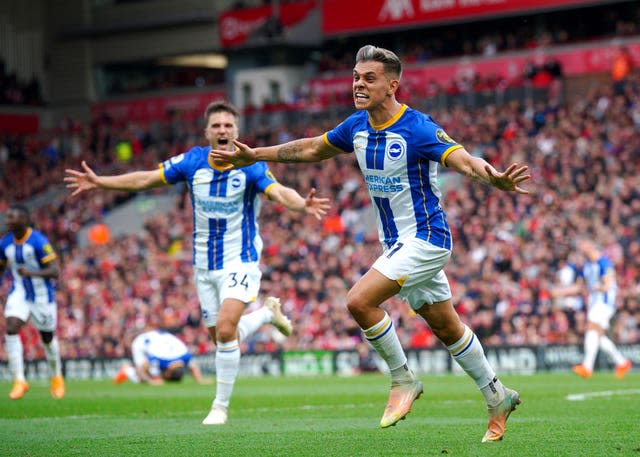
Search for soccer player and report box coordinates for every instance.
[557,238,632,379]
[210,45,529,442]
[65,100,329,425]
[113,329,210,385]
[1,204,65,400]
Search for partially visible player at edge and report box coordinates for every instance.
[65,100,330,425]
[210,45,530,442]
[1,204,65,400]
[555,238,632,379]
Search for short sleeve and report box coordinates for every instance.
[325,113,364,153]
[33,232,57,264]
[412,115,463,166]
[244,162,278,194]
[161,152,188,185]
[600,258,614,276]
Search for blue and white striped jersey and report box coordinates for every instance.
[0,228,57,303]
[581,256,617,308]
[324,105,462,250]
[131,330,191,370]
[161,146,277,271]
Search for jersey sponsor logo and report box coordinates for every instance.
[364,174,403,193]
[195,197,240,215]
[436,129,456,144]
[386,140,405,161]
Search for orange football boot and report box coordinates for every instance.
[51,375,65,399]
[572,364,593,379]
[9,380,30,400]
[614,360,632,380]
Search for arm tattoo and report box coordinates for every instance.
[467,168,484,183]
[277,141,304,162]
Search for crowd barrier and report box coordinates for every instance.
[2,344,638,381]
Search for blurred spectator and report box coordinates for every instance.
[611,46,633,95]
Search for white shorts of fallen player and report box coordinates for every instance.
[372,237,452,310]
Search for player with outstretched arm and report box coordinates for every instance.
[210,45,530,442]
[65,100,330,425]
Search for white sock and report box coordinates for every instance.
[448,325,505,407]
[6,334,25,382]
[213,340,240,410]
[599,335,626,365]
[363,313,411,382]
[237,307,272,343]
[583,330,599,371]
[43,337,63,377]
[125,365,140,383]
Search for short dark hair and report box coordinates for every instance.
[163,365,185,382]
[355,45,402,79]
[8,204,30,220]
[203,100,240,124]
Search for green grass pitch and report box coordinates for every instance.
[1,372,638,457]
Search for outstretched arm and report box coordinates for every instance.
[445,148,530,194]
[209,136,342,168]
[64,161,166,196]
[266,184,331,220]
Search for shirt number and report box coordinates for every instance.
[386,242,404,258]
[229,273,249,290]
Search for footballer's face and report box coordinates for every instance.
[352,60,398,111]
[578,239,599,261]
[5,208,28,234]
[204,110,239,151]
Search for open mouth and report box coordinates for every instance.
[354,92,369,101]
[217,138,229,147]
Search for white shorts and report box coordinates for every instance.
[195,262,262,328]
[372,237,452,310]
[4,292,58,332]
[587,301,616,330]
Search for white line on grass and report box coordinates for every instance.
[566,389,640,401]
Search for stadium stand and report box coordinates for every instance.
[0,0,638,374]
[1,70,638,363]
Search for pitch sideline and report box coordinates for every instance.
[566,389,640,401]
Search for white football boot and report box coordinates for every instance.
[265,296,292,337]
[202,406,228,425]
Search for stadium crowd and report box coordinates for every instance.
[0,66,639,364]
[314,2,639,75]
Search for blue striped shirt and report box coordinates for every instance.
[161,146,277,270]
[325,105,461,250]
